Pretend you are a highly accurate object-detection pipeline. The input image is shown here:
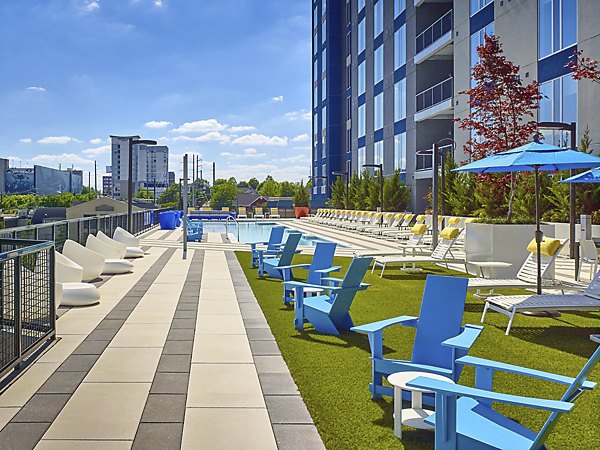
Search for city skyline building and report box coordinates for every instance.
[312,0,599,212]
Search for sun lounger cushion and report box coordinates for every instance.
[526,238,561,256]
[464,218,477,224]
[416,214,426,221]
[448,217,461,225]
[440,227,460,240]
[412,224,428,235]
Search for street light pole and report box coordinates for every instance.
[127,138,158,233]
[430,138,456,248]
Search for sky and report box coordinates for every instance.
[0,0,312,188]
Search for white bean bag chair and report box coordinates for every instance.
[113,227,141,247]
[86,235,134,275]
[99,230,143,258]
[62,240,105,282]
[55,252,100,307]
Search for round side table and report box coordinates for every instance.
[387,371,455,439]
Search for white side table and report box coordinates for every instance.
[387,371,455,439]
[469,261,512,298]
[591,334,600,344]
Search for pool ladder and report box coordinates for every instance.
[224,215,240,241]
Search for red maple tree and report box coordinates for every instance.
[566,50,600,84]
[455,34,542,220]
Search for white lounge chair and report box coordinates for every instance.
[578,239,598,281]
[254,207,265,219]
[100,230,144,258]
[467,238,570,296]
[238,207,248,219]
[355,224,430,257]
[55,252,100,307]
[482,269,600,334]
[86,235,134,275]
[62,240,105,282]
[371,227,465,277]
[113,227,145,258]
[269,208,281,219]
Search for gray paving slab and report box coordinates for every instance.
[173,310,196,319]
[166,328,195,341]
[258,373,300,396]
[265,395,314,424]
[12,394,71,423]
[37,371,87,394]
[0,423,51,450]
[246,328,276,340]
[273,424,326,450]
[157,355,192,373]
[170,318,196,329]
[162,340,194,355]
[140,394,187,423]
[57,354,100,372]
[249,340,281,356]
[72,339,111,355]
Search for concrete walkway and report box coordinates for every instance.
[0,232,324,450]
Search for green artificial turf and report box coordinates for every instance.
[236,252,600,450]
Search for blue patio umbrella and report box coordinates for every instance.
[561,167,600,183]
[454,140,600,294]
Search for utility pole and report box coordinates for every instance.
[94,160,97,196]
[183,154,188,260]
[191,155,195,210]
[88,172,91,192]
[212,162,216,186]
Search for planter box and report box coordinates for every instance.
[465,223,556,278]
[294,206,310,219]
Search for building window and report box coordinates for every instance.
[313,59,318,82]
[395,0,406,17]
[322,18,327,44]
[374,0,383,38]
[394,24,406,69]
[374,46,384,84]
[358,0,365,13]
[346,96,351,120]
[321,105,327,152]
[346,1,351,25]
[394,78,406,122]
[374,141,383,166]
[358,104,366,137]
[470,0,492,15]
[322,0,326,16]
[374,93,384,130]
[394,133,406,172]
[313,112,319,142]
[470,22,494,86]
[346,31,351,57]
[314,84,319,108]
[539,74,577,145]
[358,18,366,54]
[322,48,327,76]
[538,0,577,59]
[358,146,366,172]
[314,6,319,31]
[358,61,366,95]
[323,77,327,101]
[313,31,318,55]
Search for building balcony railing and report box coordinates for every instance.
[416,77,453,112]
[415,10,453,55]
[416,153,433,171]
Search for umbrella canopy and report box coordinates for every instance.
[454,140,600,295]
[454,141,600,173]
[561,167,600,183]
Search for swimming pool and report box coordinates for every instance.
[197,221,341,247]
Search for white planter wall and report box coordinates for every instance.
[465,223,556,278]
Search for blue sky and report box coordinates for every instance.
[0,0,312,186]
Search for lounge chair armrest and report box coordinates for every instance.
[442,324,484,350]
[456,356,597,390]
[248,241,268,248]
[351,316,419,334]
[314,266,342,274]
[282,281,342,291]
[277,264,310,270]
[406,377,573,413]
[321,277,343,284]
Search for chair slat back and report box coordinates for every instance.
[584,269,600,299]
[516,240,566,283]
[266,226,285,251]
[431,237,457,260]
[278,232,302,267]
[329,257,372,317]
[306,242,337,285]
[411,275,468,369]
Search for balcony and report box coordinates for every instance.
[414,76,453,122]
[415,10,453,64]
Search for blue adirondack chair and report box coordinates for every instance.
[351,275,483,400]
[407,344,600,450]
[186,217,203,242]
[257,232,302,278]
[249,225,285,268]
[277,241,340,304]
[284,256,372,335]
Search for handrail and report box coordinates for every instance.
[416,76,453,112]
[416,10,453,54]
[225,214,240,241]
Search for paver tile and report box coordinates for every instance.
[272,424,326,450]
[110,323,170,348]
[35,440,132,450]
[141,394,186,423]
[133,423,183,450]
[84,348,162,383]
[0,363,60,408]
[56,315,104,335]
[197,300,240,315]
[37,335,86,364]
[126,307,176,324]
[192,334,253,364]
[254,356,289,374]
[195,315,245,335]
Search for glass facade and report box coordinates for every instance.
[358,146,366,172]
[538,0,577,59]
[470,22,494,86]
[374,93,384,130]
[358,104,366,137]
[374,0,383,38]
[358,0,365,13]
[394,0,406,17]
[539,74,578,145]
[374,46,384,84]
[358,61,366,95]
[470,0,493,15]
[374,141,383,165]
[394,25,406,69]
[394,133,406,172]
[358,18,366,54]
[394,78,406,122]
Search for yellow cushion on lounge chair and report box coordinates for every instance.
[439,227,460,240]
[411,224,428,235]
[395,213,404,219]
[448,217,461,225]
[527,238,561,256]
[416,214,426,222]
[404,213,414,220]
[464,218,477,224]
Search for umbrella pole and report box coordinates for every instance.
[535,167,543,295]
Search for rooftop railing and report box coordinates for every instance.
[416,10,453,54]
[416,76,453,112]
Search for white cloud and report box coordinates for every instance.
[144,120,172,129]
[171,119,226,134]
[220,148,266,159]
[81,145,111,155]
[84,1,100,11]
[284,109,311,121]
[89,138,103,144]
[153,0,163,6]
[229,125,256,133]
[26,86,46,92]
[279,154,311,164]
[19,138,32,144]
[271,95,284,102]
[170,131,231,143]
[231,133,288,147]
[32,153,94,166]
[219,163,309,182]
[292,133,309,143]
[37,136,83,144]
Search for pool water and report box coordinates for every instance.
[197,221,340,247]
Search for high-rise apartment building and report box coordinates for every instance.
[109,136,169,199]
[312,0,599,212]
[102,175,113,197]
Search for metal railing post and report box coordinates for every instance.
[14,255,22,370]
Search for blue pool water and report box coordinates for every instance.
[197,221,340,247]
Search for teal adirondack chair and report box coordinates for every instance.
[277,241,340,304]
[257,232,302,278]
[408,344,600,450]
[351,275,483,400]
[284,256,372,335]
[249,226,285,268]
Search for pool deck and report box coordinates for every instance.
[0,228,325,450]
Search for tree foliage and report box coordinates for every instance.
[157,183,181,208]
[0,192,96,213]
[209,179,238,210]
[383,170,410,212]
[292,181,310,207]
